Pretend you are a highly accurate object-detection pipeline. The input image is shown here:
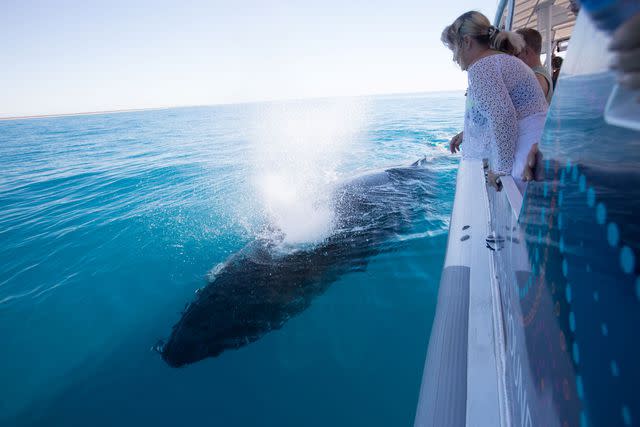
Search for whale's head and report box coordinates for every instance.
[158,241,291,367]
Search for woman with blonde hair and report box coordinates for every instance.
[444,11,548,191]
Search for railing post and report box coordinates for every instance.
[505,0,516,31]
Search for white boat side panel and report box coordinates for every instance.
[463,160,501,427]
[413,266,470,427]
[419,159,502,426]
[443,159,481,269]
[501,175,523,220]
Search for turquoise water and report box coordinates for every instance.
[0,93,463,426]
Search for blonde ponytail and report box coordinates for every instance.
[490,30,525,55]
[441,11,525,57]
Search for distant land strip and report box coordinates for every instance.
[0,107,172,121]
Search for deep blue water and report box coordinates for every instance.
[0,92,463,426]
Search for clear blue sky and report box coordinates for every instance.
[1,0,497,117]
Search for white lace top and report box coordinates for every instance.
[462,53,548,174]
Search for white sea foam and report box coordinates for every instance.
[250,99,367,245]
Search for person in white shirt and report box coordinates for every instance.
[443,11,548,192]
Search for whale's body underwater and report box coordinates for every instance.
[160,158,436,367]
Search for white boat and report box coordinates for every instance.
[414,1,639,426]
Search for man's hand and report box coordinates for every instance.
[449,131,463,153]
[610,12,640,91]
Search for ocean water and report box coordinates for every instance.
[0,92,463,426]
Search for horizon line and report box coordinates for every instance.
[0,88,465,122]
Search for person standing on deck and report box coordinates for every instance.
[516,28,554,104]
[443,11,548,192]
[552,56,563,89]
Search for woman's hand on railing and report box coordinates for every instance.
[486,170,503,192]
[449,131,463,153]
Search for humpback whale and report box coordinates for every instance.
[159,158,436,367]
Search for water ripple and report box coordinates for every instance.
[0,94,464,424]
